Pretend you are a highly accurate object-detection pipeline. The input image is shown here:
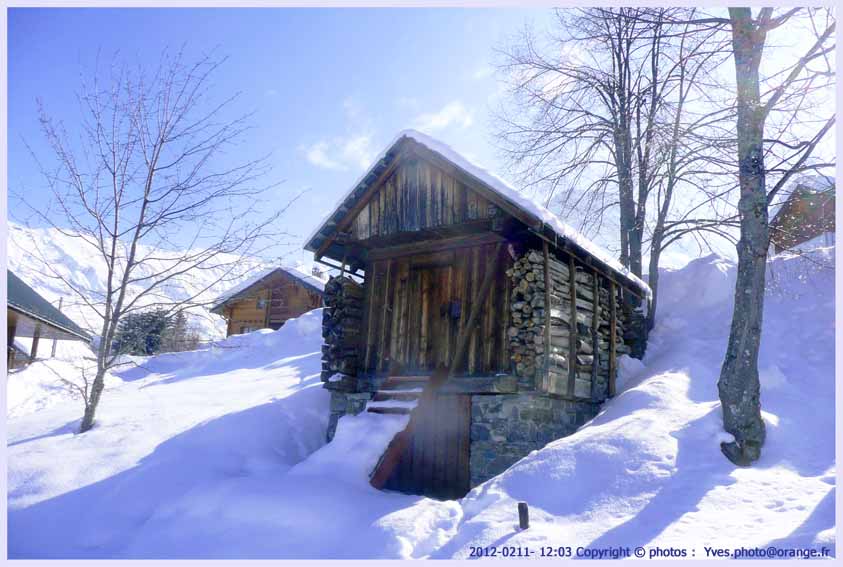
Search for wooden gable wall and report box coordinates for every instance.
[350,158,499,242]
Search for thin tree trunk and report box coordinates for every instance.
[717,8,768,466]
[80,367,107,432]
[646,237,662,331]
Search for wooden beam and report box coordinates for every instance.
[438,374,518,394]
[30,324,41,361]
[609,279,618,397]
[528,228,646,302]
[542,241,552,392]
[566,255,578,398]
[591,268,600,400]
[51,297,63,358]
[367,231,505,261]
[8,318,17,371]
[449,243,503,376]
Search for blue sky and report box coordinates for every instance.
[9,7,553,266]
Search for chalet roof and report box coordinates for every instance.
[210,265,326,313]
[7,270,91,341]
[770,175,835,228]
[304,129,651,299]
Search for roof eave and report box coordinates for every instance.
[8,303,91,341]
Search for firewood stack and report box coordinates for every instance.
[321,275,364,384]
[506,251,557,386]
[507,249,629,399]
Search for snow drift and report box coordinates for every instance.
[6,249,835,558]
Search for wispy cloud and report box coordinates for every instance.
[412,100,474,134]
[302,97,377,171]
[471,64,494,80]
[303,134,375,171]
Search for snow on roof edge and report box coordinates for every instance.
[305,129,651,299]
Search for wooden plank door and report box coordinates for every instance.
[382,394,471,500]
[406,264,455,373]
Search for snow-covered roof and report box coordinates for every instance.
[210,265,326,312]
[770,174,835,223]
[305,129,651,299]
[7,270,91,341]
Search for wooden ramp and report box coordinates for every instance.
[369,372,471,500]
[369,243,503,500]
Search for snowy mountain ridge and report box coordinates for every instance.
[7,223,272,339]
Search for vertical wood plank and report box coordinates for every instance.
[498,255,511,371]
[379,259,394,372]
[543,242,552,393]
[442,265,455,364]
[419,269,430,369]
[406,269,420,370]
[467,248,480,374]
[363,261,376,370]
[609,279,618,397]
[396,259,410,368]
[591,268,600,400]
[567,254,578,398]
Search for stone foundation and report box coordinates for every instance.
[326,389,373,442]
[469,393,599,487]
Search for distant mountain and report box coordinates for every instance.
[7,223,274,340]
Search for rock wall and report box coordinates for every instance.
[326,390,373,442]
[469,393,599,487]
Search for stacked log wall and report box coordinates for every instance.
[321,275,364,385]
[507,248,639,400]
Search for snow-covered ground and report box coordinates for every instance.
[6,249,835,558]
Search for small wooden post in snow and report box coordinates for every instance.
[518,502,529,530]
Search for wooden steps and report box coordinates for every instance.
[367,406,414,415]
[372,391,421,402]
[366,375,427,415]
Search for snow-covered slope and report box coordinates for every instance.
[6,250,835,559]
[7,223,269,339]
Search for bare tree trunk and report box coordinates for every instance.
[646,236,663,331]
[80,367,106,432]
[718,7,768,466]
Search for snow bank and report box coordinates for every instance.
[7,309,330,558]
[7,250,835,558]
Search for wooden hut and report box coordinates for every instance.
[770,179,835,254]
[304,130,651,499]
[7,270,90,369]
[210,266,325,337]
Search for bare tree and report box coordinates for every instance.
[496,7,733,327]
[17,49,298,432]
[714,7,835,465]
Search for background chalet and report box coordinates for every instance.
[211,266,325,336]
[7,270,90,369]
[770,177,835,254]
[306,130,652,499]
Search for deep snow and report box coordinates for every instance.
[6,249,835,558]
